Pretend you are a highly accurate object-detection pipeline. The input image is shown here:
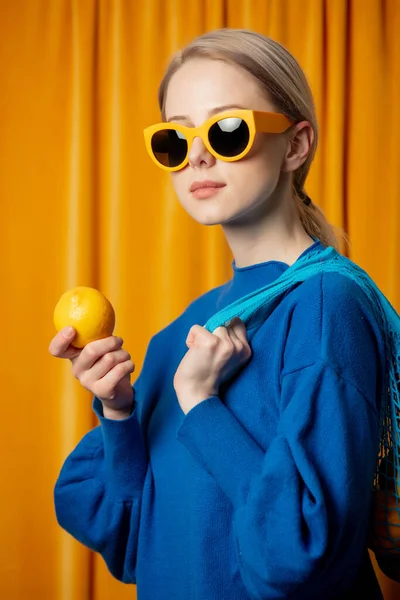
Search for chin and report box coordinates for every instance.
[181,194,242,226]
[190,214,225,226]
[185,205,235,227]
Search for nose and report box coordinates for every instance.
[187,136,216,169]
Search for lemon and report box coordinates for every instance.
[53,286,115,348]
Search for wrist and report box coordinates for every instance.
[176,384,217,399]
[175,386,218,415]
[102,403,134,420]
[100,390,135,421]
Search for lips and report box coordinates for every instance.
[190,180,226,193]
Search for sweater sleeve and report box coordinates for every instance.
[53,312,171,590]
[54,394,148,583]
[53,331,165,582]
[176,359,381,599]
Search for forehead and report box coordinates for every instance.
[164,58,274,121]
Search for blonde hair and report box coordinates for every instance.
[158,28,346,251]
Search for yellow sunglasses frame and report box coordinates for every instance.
[143,109,294,172]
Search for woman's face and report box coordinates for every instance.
[164,58,294,227]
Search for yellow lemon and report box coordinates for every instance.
[53,286,115,348]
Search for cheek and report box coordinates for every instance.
[170,171,190,201]
[249,138,285,187]
[254,134,285,169]
[229,149,282,197]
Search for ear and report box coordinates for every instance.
[281,121,314,173]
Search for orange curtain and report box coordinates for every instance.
[0,1,399,599]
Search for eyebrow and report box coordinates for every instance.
[167,104,247,123]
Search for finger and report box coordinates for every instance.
[212,325,232,342]
[82,349,132,384]
[226,318,252,362]
[72,336,123,378]
[186,325,220,348]
[224,322,241,346]
[225,323,245,354]
[92,360,135,397]
[228,317,249,343]
[210,325,236,361]
[48,327,81,361]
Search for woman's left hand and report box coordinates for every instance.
[173,317,252,414]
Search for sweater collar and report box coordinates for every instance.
[217,240,324,309]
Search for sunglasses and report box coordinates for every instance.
[143,109,293,172]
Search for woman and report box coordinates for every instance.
[50,29,387,599]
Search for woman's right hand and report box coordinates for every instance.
[48,327,136,419]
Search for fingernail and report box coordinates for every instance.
[64,326,74,337]
[225,320,232,327]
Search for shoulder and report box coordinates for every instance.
[287,269,382,332]
[296,269,381,327]
[290,269,375,311]
[282,270,386,394]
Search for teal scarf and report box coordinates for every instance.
[204,245,400,552]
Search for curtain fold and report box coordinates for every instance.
[0,1,399,599]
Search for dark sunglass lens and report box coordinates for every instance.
[209,117,250,157]
[151,129,188,167]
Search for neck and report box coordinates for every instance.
[221,189,314,268]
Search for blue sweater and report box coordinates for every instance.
[54,240,386,599]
